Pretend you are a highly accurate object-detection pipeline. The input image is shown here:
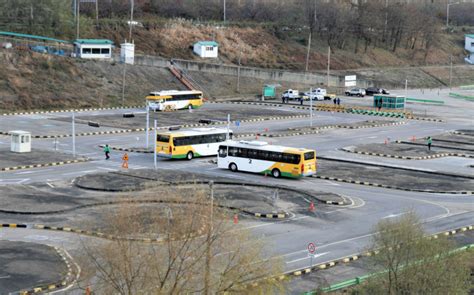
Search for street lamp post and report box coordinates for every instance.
[446,2,460,30]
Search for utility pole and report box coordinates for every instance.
[204,181,214,295]
[129,0,134,41]
[72,112,76,157]
[154,120,157,170]
[96,0,99,29]
[327,46,331,88]
[446,2,460,31]
[449,55,453,89]
[236,48,242,93]
[76,0,80,39]
[226,114,230,140]
[122,0,134,107]
[309,87,313,128]
[223,0,226,24]
[146,103,150,148]
[305,31,311,72]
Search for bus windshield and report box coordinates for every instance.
[304,151,315,160]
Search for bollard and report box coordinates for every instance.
[309,201,315,212]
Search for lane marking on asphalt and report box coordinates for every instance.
[243,215,310,230]
[63,170,97,176]
[286,252,330,264]
[0,275,11,279]
[46,182,55,188]
[14,168,53,175]
[382,212,407,219]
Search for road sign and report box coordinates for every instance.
[307,242,316,254]
[345,75,357,87]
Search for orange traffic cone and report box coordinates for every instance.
[86,286,91,295]
[233,214,239,224]
[309,201,315,212]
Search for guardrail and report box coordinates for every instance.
[304,243,474,294]
[406,98,444,105]
[449,92,474,101]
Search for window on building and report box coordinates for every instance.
[101,48,110,54]
[92,48,101,54]
[82,48,92,54]
[206,46,214,51]
[471,42,474,47]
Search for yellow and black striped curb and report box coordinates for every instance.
[313,175,474,195]
[1,223,208,243]
[0,115,311,139]
[1,105,144,117]
[254,213,286,219]
[285,224,474,278]
[98,144,152,154]
[20,246,74,294]
[1,158,89,172]
[396,140,474,157]
[209,101,283,108]
[261,121,407,138]
[341,147,454,160]
[452,131,474,137]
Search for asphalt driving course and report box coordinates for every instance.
[0,93,473,294]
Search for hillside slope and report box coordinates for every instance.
[92,20,467,71]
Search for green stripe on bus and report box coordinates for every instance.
[261,170,302,179]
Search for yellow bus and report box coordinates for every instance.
[146,90,203,111]
[156,128,232,160]
[217,140,316,178]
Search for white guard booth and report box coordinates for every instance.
[73,39,114,59]
[10,130,31,153]
[193,41,219,58]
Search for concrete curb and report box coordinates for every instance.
[0,105,144,117]
[341,147,453,160]
[318,156,474,179]
[396,140,474,155]
[0,114,311,139]
[263,121,406,138]
[1,158,89,172]
[313,175,473,195]
[19,246,74,294]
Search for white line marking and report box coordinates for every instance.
[46,182,55,188]
[383,212,407,219]
[14,168,53,175]
[286,252,330,264]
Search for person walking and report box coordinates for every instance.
[300,97,304,105]
[104,144,111,160]
[336,97,341,106]
[333,97,337,105]
[427,136,432,151]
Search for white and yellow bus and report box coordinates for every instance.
[146,90,203,111]
[217,140,316,178]
[156,128,232,160]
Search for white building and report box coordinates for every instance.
[73,39,114,59]
[465,34,474,64]
[120,42,135,65]
[193,41,218,58]
[10,130,31,153]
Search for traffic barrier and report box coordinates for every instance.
[0,105,144,117]
[340,147,458,160]
[123,113,135,118]
[1,158,89,171]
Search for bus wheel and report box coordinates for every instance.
[186,151,194,160]
[271,169,281,178]
[229,163,238,172]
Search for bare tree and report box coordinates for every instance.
[79,184,283,294]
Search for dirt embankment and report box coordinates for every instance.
[0,50,184,111]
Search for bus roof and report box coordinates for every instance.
[157,128,231,137]
[222,140,314,154]
[147,90,203,97]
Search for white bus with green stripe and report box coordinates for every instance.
[156,128,232,160]
[217,140,317,178]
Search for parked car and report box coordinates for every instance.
[365,87,390,96]
[282,89,301,100]
[345,88,366,97]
